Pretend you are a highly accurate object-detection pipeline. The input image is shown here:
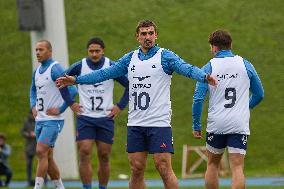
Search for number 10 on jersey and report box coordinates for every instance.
[132,92,150,110]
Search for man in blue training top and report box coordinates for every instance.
[56,20,218,189]
[192,30,264,189]
[64,37,129,189]
[30,40,80,189]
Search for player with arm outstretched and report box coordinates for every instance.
[56,20,217,189]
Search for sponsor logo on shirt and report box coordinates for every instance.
[93,83,103,88]
[133,76,151,81]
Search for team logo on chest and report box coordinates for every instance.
[93,83,103,88]
[130,65,135,72]
[133,76,151,81]
[38,85,44,90]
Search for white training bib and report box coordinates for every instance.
[207,55,250,134]
[127,48,172,127]
[35,62,64,121]
[78,57,114,118]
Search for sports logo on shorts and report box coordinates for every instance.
[242,135,247,145]
[160,143,167,148]
[208,135,214,141]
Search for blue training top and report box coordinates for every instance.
[76,45,208,84]
[65,56,129,110]
[192,50,264,131]
[30,58,77,113]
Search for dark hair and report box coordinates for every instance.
[0,133,6,140]
[37,39,52,50]
[135,20,158,34]
[208,29,232,50]
[86,37,105,49]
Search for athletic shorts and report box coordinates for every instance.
[127,126,174,154]
[76,115,114,144]
[206,132,249,155]
[35,120,64,147]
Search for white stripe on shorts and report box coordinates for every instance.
[206,143,225,154]
[228,146,246,155]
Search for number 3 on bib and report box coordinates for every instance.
[132,92,150,110]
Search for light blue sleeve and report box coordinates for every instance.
[51,64,77,111]
[76,52,133,84]
[243,59,264,109]
[51,63,65,81]
[58,86,78,113]
[161,49,207,82]
[30,70,37,109]
[192,62,212,131]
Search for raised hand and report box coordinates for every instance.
[56,74,76,88]
[206,74,218,87]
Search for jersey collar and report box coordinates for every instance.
[138,45,160,61]
[215,50,234,58]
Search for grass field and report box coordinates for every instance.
[0,0,283,181]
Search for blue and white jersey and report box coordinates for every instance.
[78,58,114,118]
[128,48,172,127]
[192,50,264,135]
[75,45,211,127]
[208,55,250,134]
[35,62,64,121]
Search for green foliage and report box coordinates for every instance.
[0,0,283,180]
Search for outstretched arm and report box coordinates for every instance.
[161,50,217,86]
[46,64,80,115]
[192,63,211,139]
[56,52,133,88]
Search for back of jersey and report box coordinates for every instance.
[208,55,250,134]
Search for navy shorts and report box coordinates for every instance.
[76,115,114,144]
[206,132,249,155]
[127,126,174,154]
